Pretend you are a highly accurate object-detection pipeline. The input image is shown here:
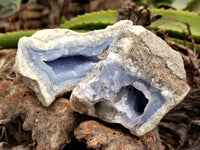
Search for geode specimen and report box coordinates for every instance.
[13,20,132,107]
[70,25,190,136]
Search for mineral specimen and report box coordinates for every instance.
[13,20,132,107]
[70,24,190,136]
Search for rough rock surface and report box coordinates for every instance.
[13,20,132,107]
[0,77,75,150]
[70,25,190,136]
[74,120,163,150]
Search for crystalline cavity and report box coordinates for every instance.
[44,55,99,77]
[70,59,166,135]
[14,20,132,107]
[70,24,190,136]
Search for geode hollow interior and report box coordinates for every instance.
[70,25,190,136]
[13,20,132,107]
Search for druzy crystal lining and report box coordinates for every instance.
[71,59,165,129]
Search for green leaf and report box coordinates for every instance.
[0,30,36,49]
[151,9,200,43]
[60,10,117,30]
[60,16,67,25]
[156,2,176,9]
[2,8,200,49]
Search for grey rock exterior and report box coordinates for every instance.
[70,24,190,136]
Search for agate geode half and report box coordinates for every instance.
[70,23,190,136]
[14,21,132,106]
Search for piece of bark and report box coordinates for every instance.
[0,77,75,150]
[0,49,16,80]
[116,2,162,26]
[74,120,163,150]
[158,88,200,150]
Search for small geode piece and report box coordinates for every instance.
[13,20,132,107]
[70,24,190,136]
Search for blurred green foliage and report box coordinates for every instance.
[0,0,35,18]
[133,0,200,13]
[183,0,200,13]
[133,0,173,8]
[1,0,200,51]
[151,9,200,43]
[0,30,36,48]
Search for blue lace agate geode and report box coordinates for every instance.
[14,20,189,136]
[13,20,132,107]
[70,24,190,136]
